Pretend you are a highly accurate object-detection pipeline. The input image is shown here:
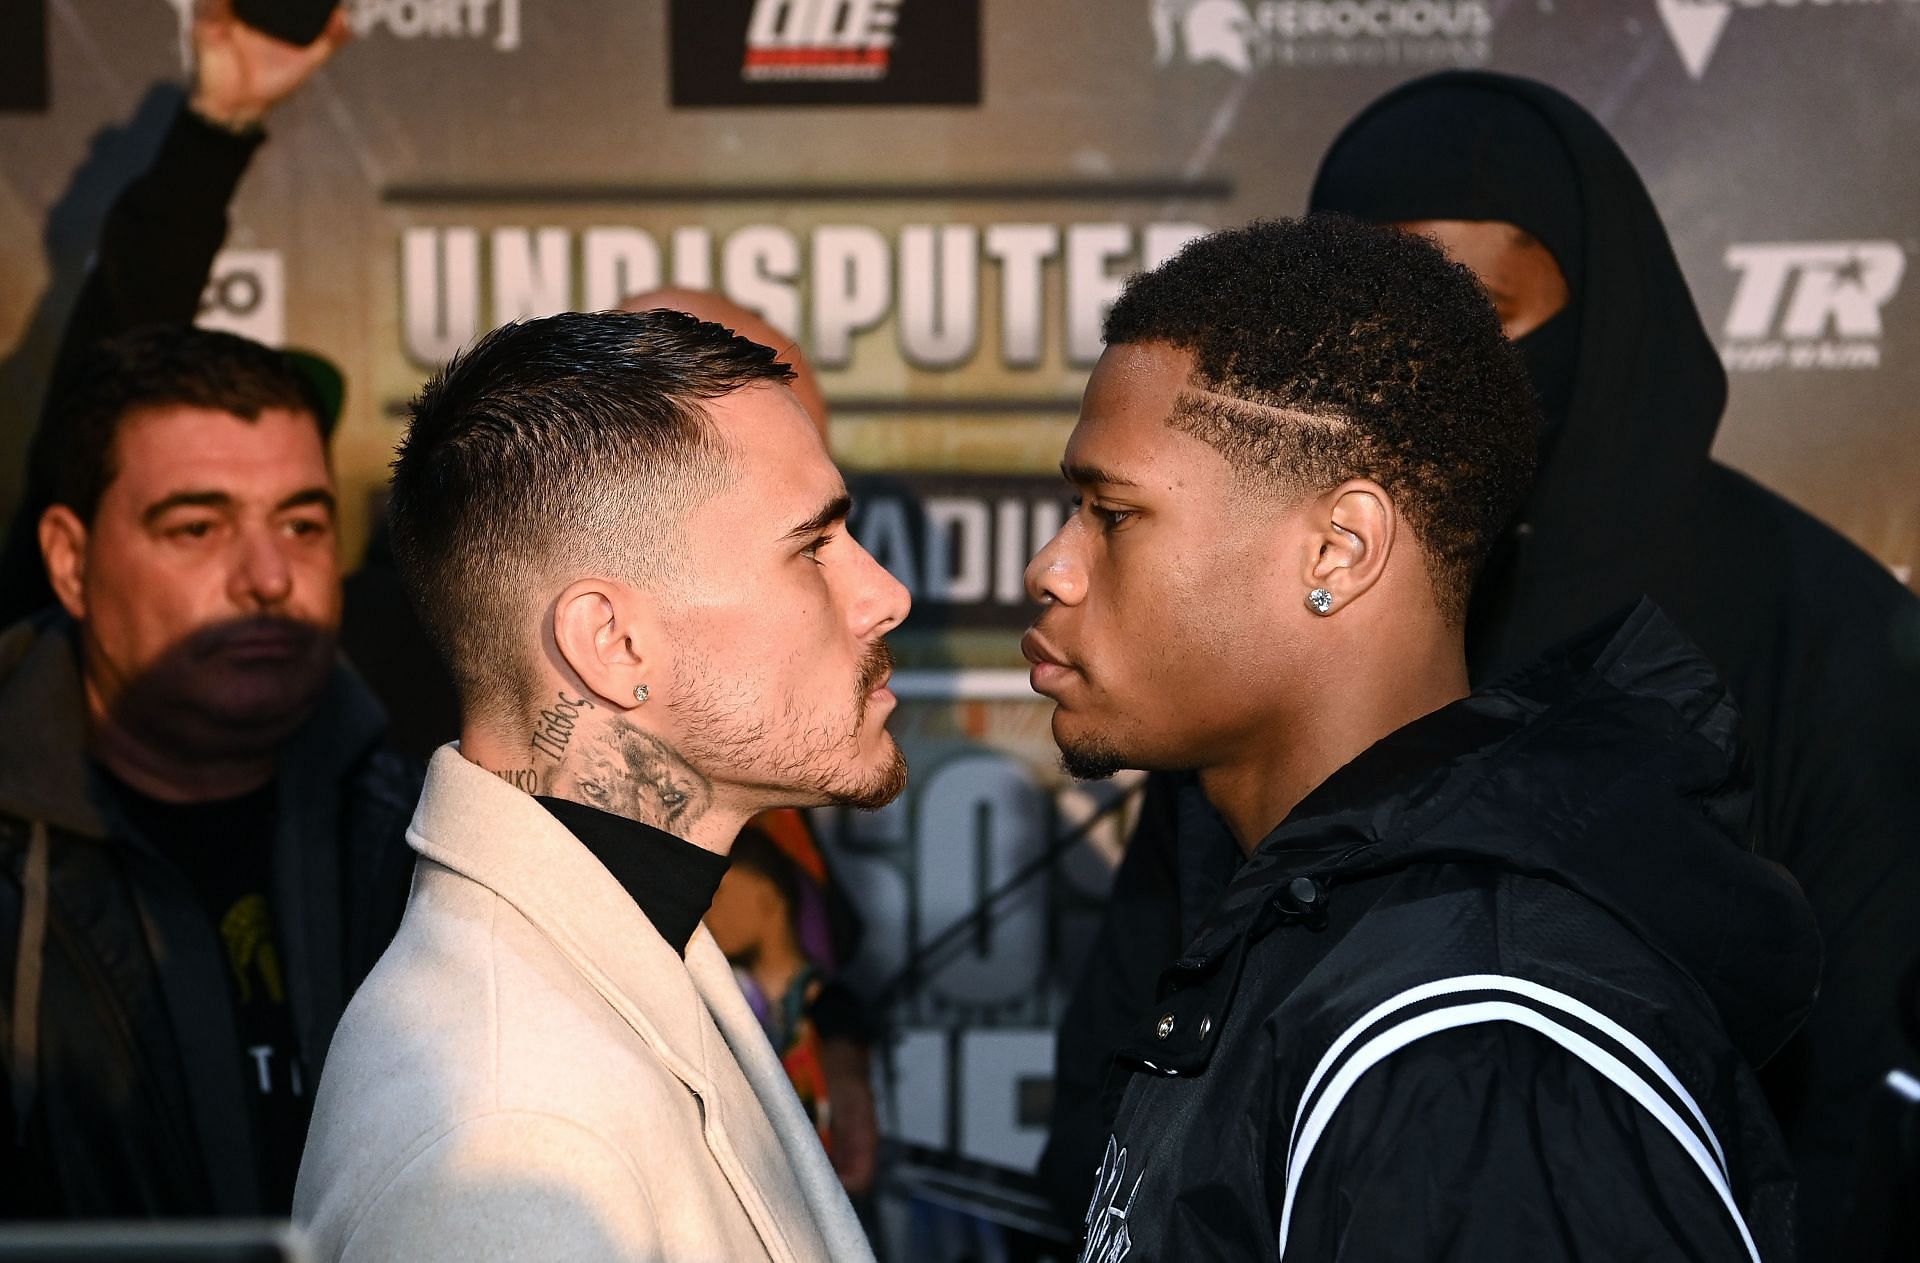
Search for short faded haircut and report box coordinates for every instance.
[388,309,795,717]
[1104,215,1538,625]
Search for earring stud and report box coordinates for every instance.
[632,683,650,705]
[1306,588,1334,616]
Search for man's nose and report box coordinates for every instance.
[230,527,294,610]
[1025,519,1087,606]
[851,539,912,639]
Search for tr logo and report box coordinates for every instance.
[1724,242,1905,342]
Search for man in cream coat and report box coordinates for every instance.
[293,310,907,1261]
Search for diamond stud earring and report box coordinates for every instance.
[1306,588,1335,616]
[632,684,650,705]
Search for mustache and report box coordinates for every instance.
[191,616,325,655]
[857,638,895,695]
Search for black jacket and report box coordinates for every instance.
[1046,73,1920,1253]
[1072,604,1816,1262]
[0,616,419,1217]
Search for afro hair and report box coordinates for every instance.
[1103,214,1538,624]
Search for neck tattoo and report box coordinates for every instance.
[487,692,714,835]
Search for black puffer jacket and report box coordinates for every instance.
[1071,604,1817,1262]
[0,615,419,1217]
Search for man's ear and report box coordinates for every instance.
[38,505,89,621]
[1300,480,1395,615]
[551,578,660,712]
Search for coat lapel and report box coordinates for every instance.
[687,929,867,1260]
[406,748,863,1262]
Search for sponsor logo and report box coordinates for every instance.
[743,0,899,82]
[1079,1136,1144,1262]
[1656,0,1915,81]
[166,0,523,60]
[197,249,285,347]
[347,0,522,51]
[1720,241,1905,372]
[671,0,980,107]
[1151,0,1492,72]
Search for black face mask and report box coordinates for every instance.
[1515,303,1581,452]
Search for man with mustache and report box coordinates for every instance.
[1025,217,1816,1260]
[0,325,418,1217]
[294,310,903,1261]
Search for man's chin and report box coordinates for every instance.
[1059,742,1128,782]
[118,669,326,755]
[1052,715,1135,782]
[825,741,910,811]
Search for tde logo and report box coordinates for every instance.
[744,0,899,82]
[1721,241,1905,372]
[670,0,979,106]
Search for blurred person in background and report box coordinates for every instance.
[1043,72,1920,1258]
[708,827,877,1196]
[0,0,352,627]
[0,325,416,1218]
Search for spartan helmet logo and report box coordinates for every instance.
[1151,0,1258,75]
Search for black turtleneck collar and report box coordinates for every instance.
[535,797,729,956]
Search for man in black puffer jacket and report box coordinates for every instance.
[1044,74,1920,1259]
[1024,216,1816,1260]
[0,327,417,1218]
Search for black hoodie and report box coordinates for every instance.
[1314,73,1920,1254]
[1044,72,1920,1254]
[1073,603,1815,1262]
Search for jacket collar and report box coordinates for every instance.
[1121,601,1816,1076]
[409,748,721,1082]
[0,617,108,837]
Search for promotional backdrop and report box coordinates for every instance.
[2,0,1917,1236]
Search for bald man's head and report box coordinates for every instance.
[620,288,829,436]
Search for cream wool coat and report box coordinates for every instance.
[293,748,874,1262]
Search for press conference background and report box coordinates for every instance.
[1,0,1916,1206]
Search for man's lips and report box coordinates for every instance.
[860,641,896,704]
[1021,629,1076,694]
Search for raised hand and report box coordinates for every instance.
[189,0,352,131]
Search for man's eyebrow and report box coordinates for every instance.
[1060,461,1140,489]
[277,487,337,515]
[141,490,233,526]
[782,491,853,541]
